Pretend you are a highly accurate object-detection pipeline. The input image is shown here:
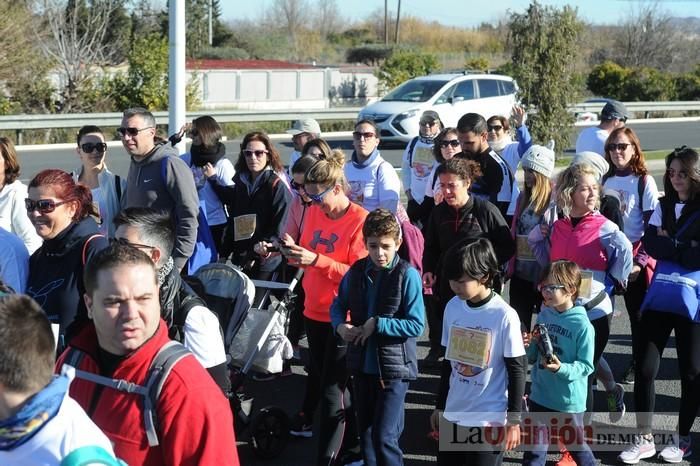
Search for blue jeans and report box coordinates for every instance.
[352,374,409,466]
[523,400,596,466]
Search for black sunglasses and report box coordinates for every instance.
[117,126,153,137]
[109,237,156,251]
[81,142,107,153]
[440,139,461,148]
[25,198,69,214]
[606,143,631,152]
[487,125,503,132]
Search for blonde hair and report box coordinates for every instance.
[304,149,348,192]
[519,170,552,216]
[556,163,600,216]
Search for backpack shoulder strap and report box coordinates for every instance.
[407,136,419,166]
[114,175,122,203]
[142,341,191,447]
[637,174,647,212]
[82,234,104,266]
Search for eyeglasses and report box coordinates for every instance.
[110,237,156,251]
[25,199,69,214]
[440,139,461,149]
[305,184,335,204]
[117,126,153,137]
[606,143,631,152]
[243,149,269,158]
[352,131,375,140]
[538,284,566,293]
[305,151,325,158]
[666,169,688,180]
[290,180,304,191]
[80,142,107,153]
[487,125,503,132]
[420,121,437,127]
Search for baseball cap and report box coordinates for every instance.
[420,110,440,124]
[286,118,321,136]
[601,100,629,122]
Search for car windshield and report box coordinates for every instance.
[381,80,449,102]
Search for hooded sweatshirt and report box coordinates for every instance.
[527,305,595,413]
[345,149,401,214]
[123,143,199,272]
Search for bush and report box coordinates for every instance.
[346,45,393,65]
[622,67,676,101]
[197,46,250,60]
[587,61,630,100]
[376,50,439,93]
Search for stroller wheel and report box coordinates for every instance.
[250,406,290,459]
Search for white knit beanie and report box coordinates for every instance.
[571,151,609,181]
[521,145,555,178]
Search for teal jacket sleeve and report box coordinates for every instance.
[556,321,595,381]
[330,272,351,334]
[376,267,425,338]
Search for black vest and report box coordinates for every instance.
[346,257,418,380]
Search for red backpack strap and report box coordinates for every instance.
[82,234,104,266]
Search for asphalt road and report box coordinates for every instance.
[15,120,699,465]
[14,119,700,183]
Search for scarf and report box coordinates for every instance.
[191,142,226,167]
[0,375,68,450]
[488,136,512,154]
[419,134,437,145]
[158,257,178,328]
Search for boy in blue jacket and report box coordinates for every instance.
[524,260,596,466]
[331,208,425,466]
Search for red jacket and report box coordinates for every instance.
[56,321,239,466]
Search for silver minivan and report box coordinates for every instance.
[358,73,518,142]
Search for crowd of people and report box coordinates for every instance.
[0,102,697,466]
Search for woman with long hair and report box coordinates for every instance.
[602,127,660,384]
[424,127,461,209]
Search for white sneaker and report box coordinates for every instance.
[658,434,692,463]
[618,434,656,464]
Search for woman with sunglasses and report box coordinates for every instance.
[25,169,108,350]
[486,106,531,174]
[618,147,700,464]
[601,127,660,385]
[423,127,461,208]
[0,137,42,253]
[277,149,366,465]
[184,116,235,253]
[212,131,290,281]
[72,125,126,237]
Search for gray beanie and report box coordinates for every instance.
[521,145,555,178]
[571,151,609,181]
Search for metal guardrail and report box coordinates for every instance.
[3,101,700,143]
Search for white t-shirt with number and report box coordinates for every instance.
[401,138,435,205]
[603,174,659,242]
[441,292,525,426]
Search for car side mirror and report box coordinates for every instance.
[451,96,465,104]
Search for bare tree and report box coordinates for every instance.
[616,0,679,69]
[395,0,401,44]
[0,2,44,85]
[33,0,123,112]
[269,0,309,57]
[314,0,342,39]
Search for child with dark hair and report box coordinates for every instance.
[331,208,425,466]
[523,260,596,466]
[431,238,525,466]
[0,294,116,464]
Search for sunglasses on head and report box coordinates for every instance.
[81,142,107,153]
[440,139,461,148]
[109,237,156,251]
[487,125,503,132]
[606,142,630,152]
[25,198,69,214]
[117,126,153,137]
[243,149,269,158]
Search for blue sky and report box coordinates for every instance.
[220,0,699,27]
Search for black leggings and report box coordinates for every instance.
[305,317,360,465]
[634,310,700,436]
[587,315,610,414]
[622,272,647,362]
[508,275,542,332]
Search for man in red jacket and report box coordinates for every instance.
[56,243,240,466]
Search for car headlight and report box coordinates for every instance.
[394,109,420,123]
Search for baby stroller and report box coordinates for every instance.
[192,262,302,459]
